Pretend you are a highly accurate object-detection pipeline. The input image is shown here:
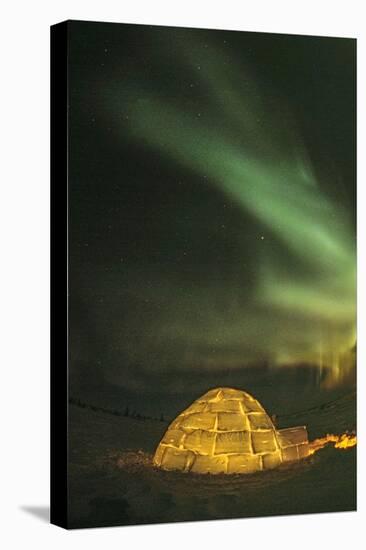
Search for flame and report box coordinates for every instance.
[309,432,356,455]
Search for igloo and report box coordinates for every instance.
[153,387,309,474]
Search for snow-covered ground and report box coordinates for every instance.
[68,390,356,528]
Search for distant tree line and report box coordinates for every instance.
[68,396,166,422]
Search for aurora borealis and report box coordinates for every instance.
[121,36,356,368]
[68,22,356,411]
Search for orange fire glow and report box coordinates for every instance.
[309,432,356,455]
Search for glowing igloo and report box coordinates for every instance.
[153,387,309,474]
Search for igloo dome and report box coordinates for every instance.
[153,387,309,474]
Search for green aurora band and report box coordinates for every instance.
[105,37,355,385]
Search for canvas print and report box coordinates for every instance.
[51,20,356,529]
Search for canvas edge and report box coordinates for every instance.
[50,20,70,530]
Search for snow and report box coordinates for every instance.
[68,391,356,528]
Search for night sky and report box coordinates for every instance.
[67,21,356,415]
